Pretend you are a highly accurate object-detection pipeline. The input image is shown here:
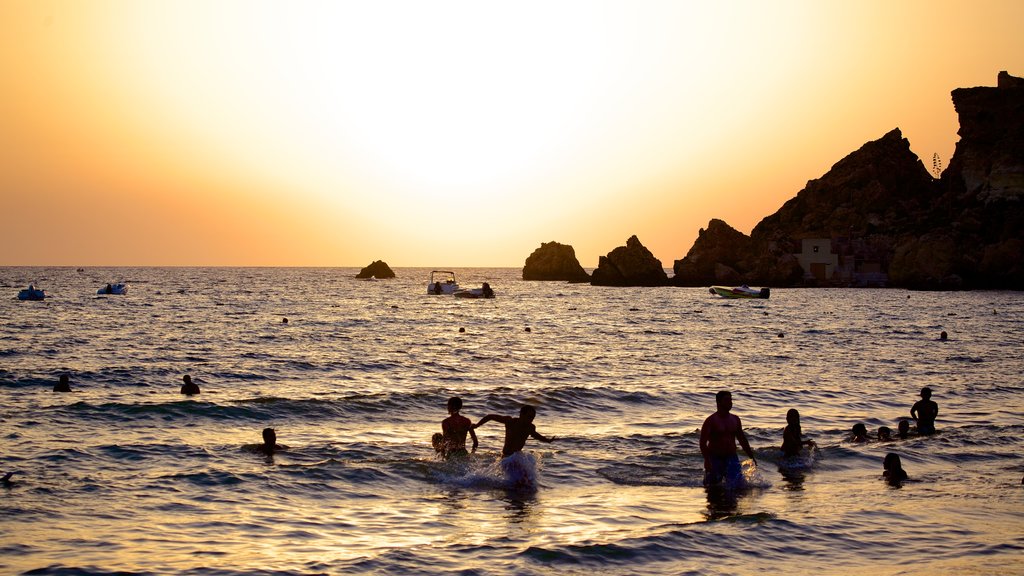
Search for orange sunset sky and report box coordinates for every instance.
[2,1,1023,267]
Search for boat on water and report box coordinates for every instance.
[453,282,495,299]
[17,285,46,301]
[98,282,129,295]
[709,285,770,299]
[427,271,460,295]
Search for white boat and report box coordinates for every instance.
[453,282,495,299]
[709,285,770,299]
[17,285,46,301]
[427,271,460,295]
[98,282,129,295]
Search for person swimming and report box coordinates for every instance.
[883,453,908,484]
[180,374,200,395]
[851,423,868,443]
[244,428,287,456]
[877,426,892,441]
[897,419,911,439]
[53,374,71,392]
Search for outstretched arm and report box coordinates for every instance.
[472,414,510,429]
[530,430,555,444]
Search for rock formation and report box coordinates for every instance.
[673,71,1024,290]
[522,241,590,281]
[355,260,395,279]
[591,235,669,286]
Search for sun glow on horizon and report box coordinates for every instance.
[2,1,1023,266]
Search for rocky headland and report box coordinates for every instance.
[673,71,1024,290]
[522,241,590,282]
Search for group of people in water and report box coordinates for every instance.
[50,371,939,489]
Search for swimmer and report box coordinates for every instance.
[53,374,71,392]
[910,387,938,435]
[180,374,200,395]
[244,427,287,456]
[877,426,892,441]
[851,423,868,443]
[883,453,908,484]
[781,408,815,457]
[472,405,554,458]
[897,419,911,439]
[438,397,478,459]
[700,391,757,486]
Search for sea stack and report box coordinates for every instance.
[590,235,669,287]
[356,260,396,279]
[522,241,590,282]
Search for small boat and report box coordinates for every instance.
[454,282,495,299]
[427,271,460,295]
[17,285,46,301]
[98,282,129,295]
[709,285,770,299]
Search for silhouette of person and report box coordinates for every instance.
[259,428,286,455]
[700,391,757,486]
[910,387,938,435]
[883,453,908,484]
[53,374,71,393]
[851,423,868,443]
[438,397,478,459]
[472,405,554,458]
[180,374,200,395]
[105,284,113,294]
[433,281,442,295]
[482,282,494,298]
[897,419,911,439]
[878,426,892,441]
[781,408,814,457]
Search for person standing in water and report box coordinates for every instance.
[435,397,478,459]
[472,405,555,489]
[910,387,938,435]
[53,374,71,392]
[781,408,814,457]
[700,391,757,486]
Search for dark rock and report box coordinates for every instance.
[672,72,1024,289]
[522,241,590,281]
[355,260,395,279]
[591,235,669,286]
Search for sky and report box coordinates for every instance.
[2,0,1023,267]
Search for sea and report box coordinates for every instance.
[2,267,1022,575]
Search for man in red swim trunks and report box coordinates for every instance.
[700,391,757,486]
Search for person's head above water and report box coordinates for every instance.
[519,405,536,422]
[898,419,911,437]
[447,397,463,414]
[920,387,932,400]
[262,427,276,446]
[786,408,800,426]
[878,426,892,441]
[715,390,733,413]
[852,423,868,440]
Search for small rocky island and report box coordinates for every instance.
[522,241,590,281]
[355,260,396,279]
[591,236,669,287]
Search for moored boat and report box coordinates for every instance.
[17,285,46,301]
[427,271,460,295]
[709,285,770,299]
[98,282,129,295]
[453,282,495,299]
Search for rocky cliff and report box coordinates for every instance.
[591,235,669,286]
[522,241,591,281]
[674,72,1024,290]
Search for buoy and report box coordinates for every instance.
[940,331,948,341]
[525,327,531,333]
[282,318,288,324]
[778,332,784,338]
[459,327,465,333]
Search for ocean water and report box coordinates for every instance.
[1,267,1022,575]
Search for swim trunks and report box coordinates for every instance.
[704,454,742,486]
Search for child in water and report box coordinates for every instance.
[851,423,868,443]
[781,409,815,457]
[434,397,478,459]
[911,387,938,435]
[883,453,908,484]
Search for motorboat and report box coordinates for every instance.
[453,282,495,299]
[98,282,129,295]
[17,285,46,301]
[709,285,770,299]
[427,271,460,295]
